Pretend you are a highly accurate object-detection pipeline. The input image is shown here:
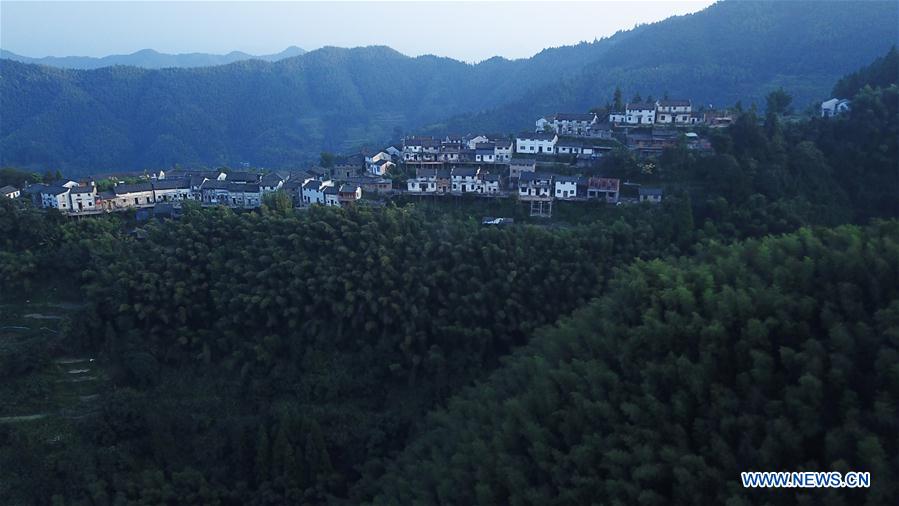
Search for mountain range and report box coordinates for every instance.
[1,0,897,176]
[0,46,306,69]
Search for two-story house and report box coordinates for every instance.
[475,143,496,163]
[68,184,97,212]
[518,172,553,199]
[656,100,692,125]
[494,139,513,162]
[625,102,657,125]
[451,167,479,193]
[554,176,579,200]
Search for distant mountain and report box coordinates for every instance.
[0,44,616,174]
[430,0,899,135]
[1,1,897,175]
[0,46,306,69]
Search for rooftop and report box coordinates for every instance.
[549,112,596,122]
[517,132,557,141]
[658,99,691,107]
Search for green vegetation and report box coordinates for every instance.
[2,1,896,174]
[1,36,898,506]
[368,221,899,505]
[832,46,899,98]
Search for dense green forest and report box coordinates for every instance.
[1,42,898,506]
[2,0,896,174]
[369,221,899,505]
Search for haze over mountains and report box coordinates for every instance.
[0,46,306,69]
[1,0,896,176]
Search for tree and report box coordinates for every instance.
[765,87,793,115]
[320,152,336,168]
[262,190,293,214]
[613,86,624,111]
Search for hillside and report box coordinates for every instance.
[1,0,896,175]
[367,221,899,505]
[0,46,306,69]
[431,0,899,133]
[1,52,897,504]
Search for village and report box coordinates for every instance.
[3,98,767,217]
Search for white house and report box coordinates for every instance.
[302,179,334,205]
[153,179,193,202]
[555,140,594,156]
[438,147,462,163]
[407,168,438,193]
[494,139,513,162]
[515,132,558,155]
[40,185,74,210]
[403,137,440,161]
[625,103,657,125]
[518,172,553,199]
[68,184,97,213]
[407,177,437,193]
[609,112,627,124]
[476,173,502,194]
[451,167,479,193]
[323,186,340,207]
[369,158,395,176]
[1,185,20,199]
[656,100,692,125]
[366,152,394,175]
[554,176,578,200]
[821,98,851,117]
[475,143,496,163]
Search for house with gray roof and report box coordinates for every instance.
[639,187,663,204]
[1,185,20,199]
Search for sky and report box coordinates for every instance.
[0,0,716,63]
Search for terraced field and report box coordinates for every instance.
[0,297,106,425]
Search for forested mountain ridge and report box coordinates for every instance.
[2,0,897,175]
[429,0,899,134]
[0,46,307,69]
[0,42,603,175]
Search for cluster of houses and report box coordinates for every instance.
[17,167,393,214]
[403,159,663,206]
[605,99,735,128]
[9,92,857,220]
[13,96,724,217]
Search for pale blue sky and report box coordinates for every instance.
[1,1,716,62]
